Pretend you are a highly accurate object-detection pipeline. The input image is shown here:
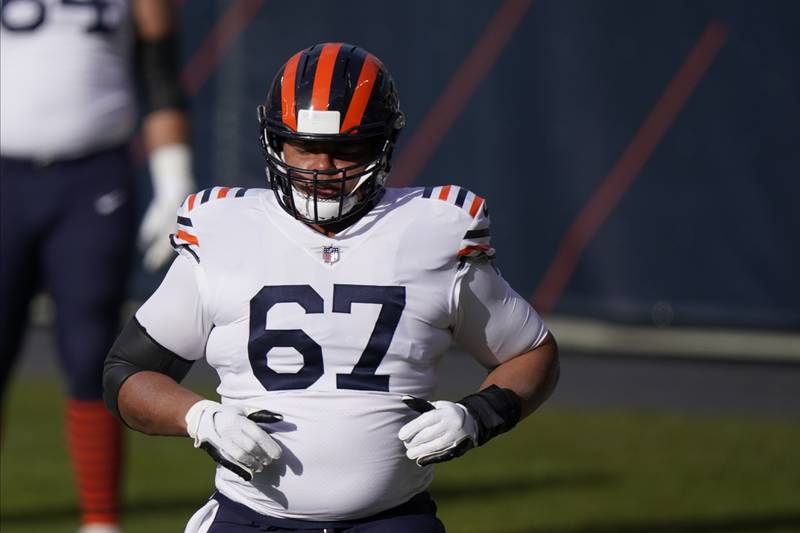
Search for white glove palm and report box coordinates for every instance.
[398,398,478,466]
[139,144,194,271]
[185,400,282,481]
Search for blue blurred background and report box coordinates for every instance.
[132,0,800,331]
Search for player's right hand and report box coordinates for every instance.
[184,400,283,481]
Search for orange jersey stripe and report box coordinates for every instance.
[311,43,342,111]
[217,187,230,199]
[281,51,302,130]
[340,54,380,133]
[458,244,491,256]
[438,185,452,201]
[187,193,197,211]
[176,229,199,246]
[468,195,484,217]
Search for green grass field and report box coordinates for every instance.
[2,379,799,532]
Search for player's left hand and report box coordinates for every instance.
[398,396,478,466]
[185,400,283,482]
[139,144,194,271]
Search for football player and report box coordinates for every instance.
[103,43,559,532]
[0,1,193,532]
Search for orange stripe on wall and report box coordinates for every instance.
[180,0,265,98]
[176,230,199,246]
[281,51,302,130]
[390,0,534,186]
[340,55,380,133]
[531,21,728,312]
[311,43,342,111]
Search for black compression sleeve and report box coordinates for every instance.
[458,385,522,446]
[103,318,193,422]
[135,32,187,113]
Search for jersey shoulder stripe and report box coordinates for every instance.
[416,185,495,261]
[458,192,493,261]
[184,186,251,212]
[170,233,200,263]
[420,185,486,218]
[170,187,254,262]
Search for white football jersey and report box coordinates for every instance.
[136,185,549,520]
[0,0,135,160]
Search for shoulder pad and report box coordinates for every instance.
[169,187,254,262]
[420,185,488,218]
[418,185,495,262]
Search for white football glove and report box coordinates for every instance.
[139,144,194,271]
[398,396,478,466]
[185,400,283,481]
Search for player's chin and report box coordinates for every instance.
[293,182,331,196]
[298,186,355,201]
[316,188,345,200]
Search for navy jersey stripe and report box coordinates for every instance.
[169,234,200,263]
[200,189,212,204]
[422,186,433,198]
[177,216,193,227]
[235,188,248,198]
[464,228,490,239]
[455,187,468,207]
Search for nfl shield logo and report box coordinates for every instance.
[322,245,340,264]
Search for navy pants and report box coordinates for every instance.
[208,492,446,532]
[0,146,137,400]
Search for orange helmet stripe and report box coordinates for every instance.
[311,43,342,111]
[340,54,380,133]
[281,51,302,130]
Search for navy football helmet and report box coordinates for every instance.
[258,43,405,225]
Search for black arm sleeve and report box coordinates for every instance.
[135,32,187,113]
[103,318,194,422]
[458,385,522,446]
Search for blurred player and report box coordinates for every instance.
[0,1,193,531]
[103,43,559,531]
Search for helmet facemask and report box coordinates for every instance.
[257,43,404,226]
[259,121,394,225]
